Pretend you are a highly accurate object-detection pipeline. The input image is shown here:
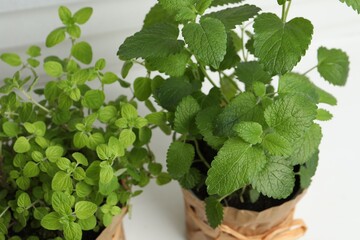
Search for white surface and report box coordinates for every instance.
[1,0,360,239]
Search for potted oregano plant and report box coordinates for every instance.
[0,6,169,240]
[117,0,359,239]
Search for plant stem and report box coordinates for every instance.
[194,139,210,169]
[284,0,292,22]
[239,186,247,203]
[303,65,318,75]
[281,3,287,22]
[0,206,10,218]
[199,64,217,88]
[240,26,248,62]
[19,89,50,113]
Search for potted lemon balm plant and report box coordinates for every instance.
[0,6,168,240]
[117,0,359,239]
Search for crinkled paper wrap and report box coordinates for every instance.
[183,190,307,240]
[97,207,127,240]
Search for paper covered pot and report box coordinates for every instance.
[96,207,127,240]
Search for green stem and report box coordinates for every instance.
[19,89,50,113]
[283,0,292,22]
[281,3,287,22]
[303,65,318,75]
[240,26,248,62]
[194,139,210,169]
[198,63,217,88]
[0,206,10,218]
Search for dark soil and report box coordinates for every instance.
[191,140,303,212]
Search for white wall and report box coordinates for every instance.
[1,1,360,239]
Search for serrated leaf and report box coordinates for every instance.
[41,212,62,230]
[205,196,224,229]
[289,124,322,165]
[13,137,31,153]
[179,168,202,189]
[253,13,313,75]
[134,77,152,101]
[316,109,333,121]
[340,0,360,13]
[278,73,319,103]
[75,201,97,220]
[235,61,271,86]
[262,133,293,157]
[220,76,238,100]
[210,0,244,7]
[183,17,227,69]
[253,82,266,97]
[72,41,92,64]
[73,7,93,24]
[317,47,349,86]
[146,50,190,77]
[196,107,226,150]
[215,92,264,137]
[174,96,201,134]
[143,3,176,28]
[204,5,260,30]
[118,23,184,60]
[46,28,66,48]
[300,151,319,189]
[315,86,337,106]
[64,222,82,240]
[206,138,266,196]
[218,32,241,70]
[264,94,317,142]
[233,122,263,144]
[154,77,193,111]
[252,157,295,199]
[44,61,63,77]
[166,141,194,179]
[0,53,22,66]
[159,0,193,11]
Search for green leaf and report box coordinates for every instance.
[205,196,224,229]
[78,216,97,231]
[52,191,72,215]
[16,176,30,190]
[44,61,63,77]
[195,0,213,14]
[23,161,40,178]
[253,13,313,75]
[317,109,333,121]
[220,76,237,100]
[340,0,360,13]
[156,172,172,185]
[278,73,319,102]
[206,138,266,196]
[143,3,176,28]
[67,25,81,39]
[148,162,162,176]
[196,107,226,150]
[233,122,263,144]
[179,168,202,189]
[0,53,22,66]
[203,5,260,30]
[315,86,337,106]
[73,132,88,148]
[96,144,113,161]
[299,151,319,189]
[166,141,195,179]
[100,163,114,184]
[46,146,64,162]
[75,201,97,220]
[289,124,322,165]
[73,7,93,24]
[134,77,152,101]
[317,47,349,86]
[262,133,293,157]
[101,72,118,84]
[154,77,193,111]
[2,121,19,137]
[17,192,31,208]
[121,60,133,78]
[235,61,271,86]
[82,90,105,109]
[76,182,92,198]
[146,50,190,77]
[118,23,184,60]
[46,28,66,47]
[71,41,92,64]
[121,103,138,120]
[41,212,62,230]
[58,6,72,25]
[63,222,82,240]
[218,32,241,70]
[252,157,295,199]
[174,96,201,134]
[56,157,71,171]
[0,222,8,235]
[253,82,266,97]
[210,0,244,7]
[159,0,193,11]
[264,94,317,142]
[183,17,227,69]
[119,129,136,148]
[13,137,31,153]
[215,92,264,137]
[52,171,73,192]
[98,106,117,123]
[95,58,106,70]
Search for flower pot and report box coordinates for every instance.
[96,207,127,240]
[183,190,307,240]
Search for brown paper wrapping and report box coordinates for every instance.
[183,190,307,240]
[96,207,127,240]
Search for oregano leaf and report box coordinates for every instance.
[71,41,93,64]
[73,7,93,24]
[63,222,82,240]
[166,141,195,179]
[46,28,66,48]
[41,212,62,230]
[0,53,22,66]
[253,13,313,75]
[13,137,31,153]
[183,17,227,69]
[75,201,97,220]
[205,196,224,229]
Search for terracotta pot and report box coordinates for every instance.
[96,207,127,240]
[183,190,307,240]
